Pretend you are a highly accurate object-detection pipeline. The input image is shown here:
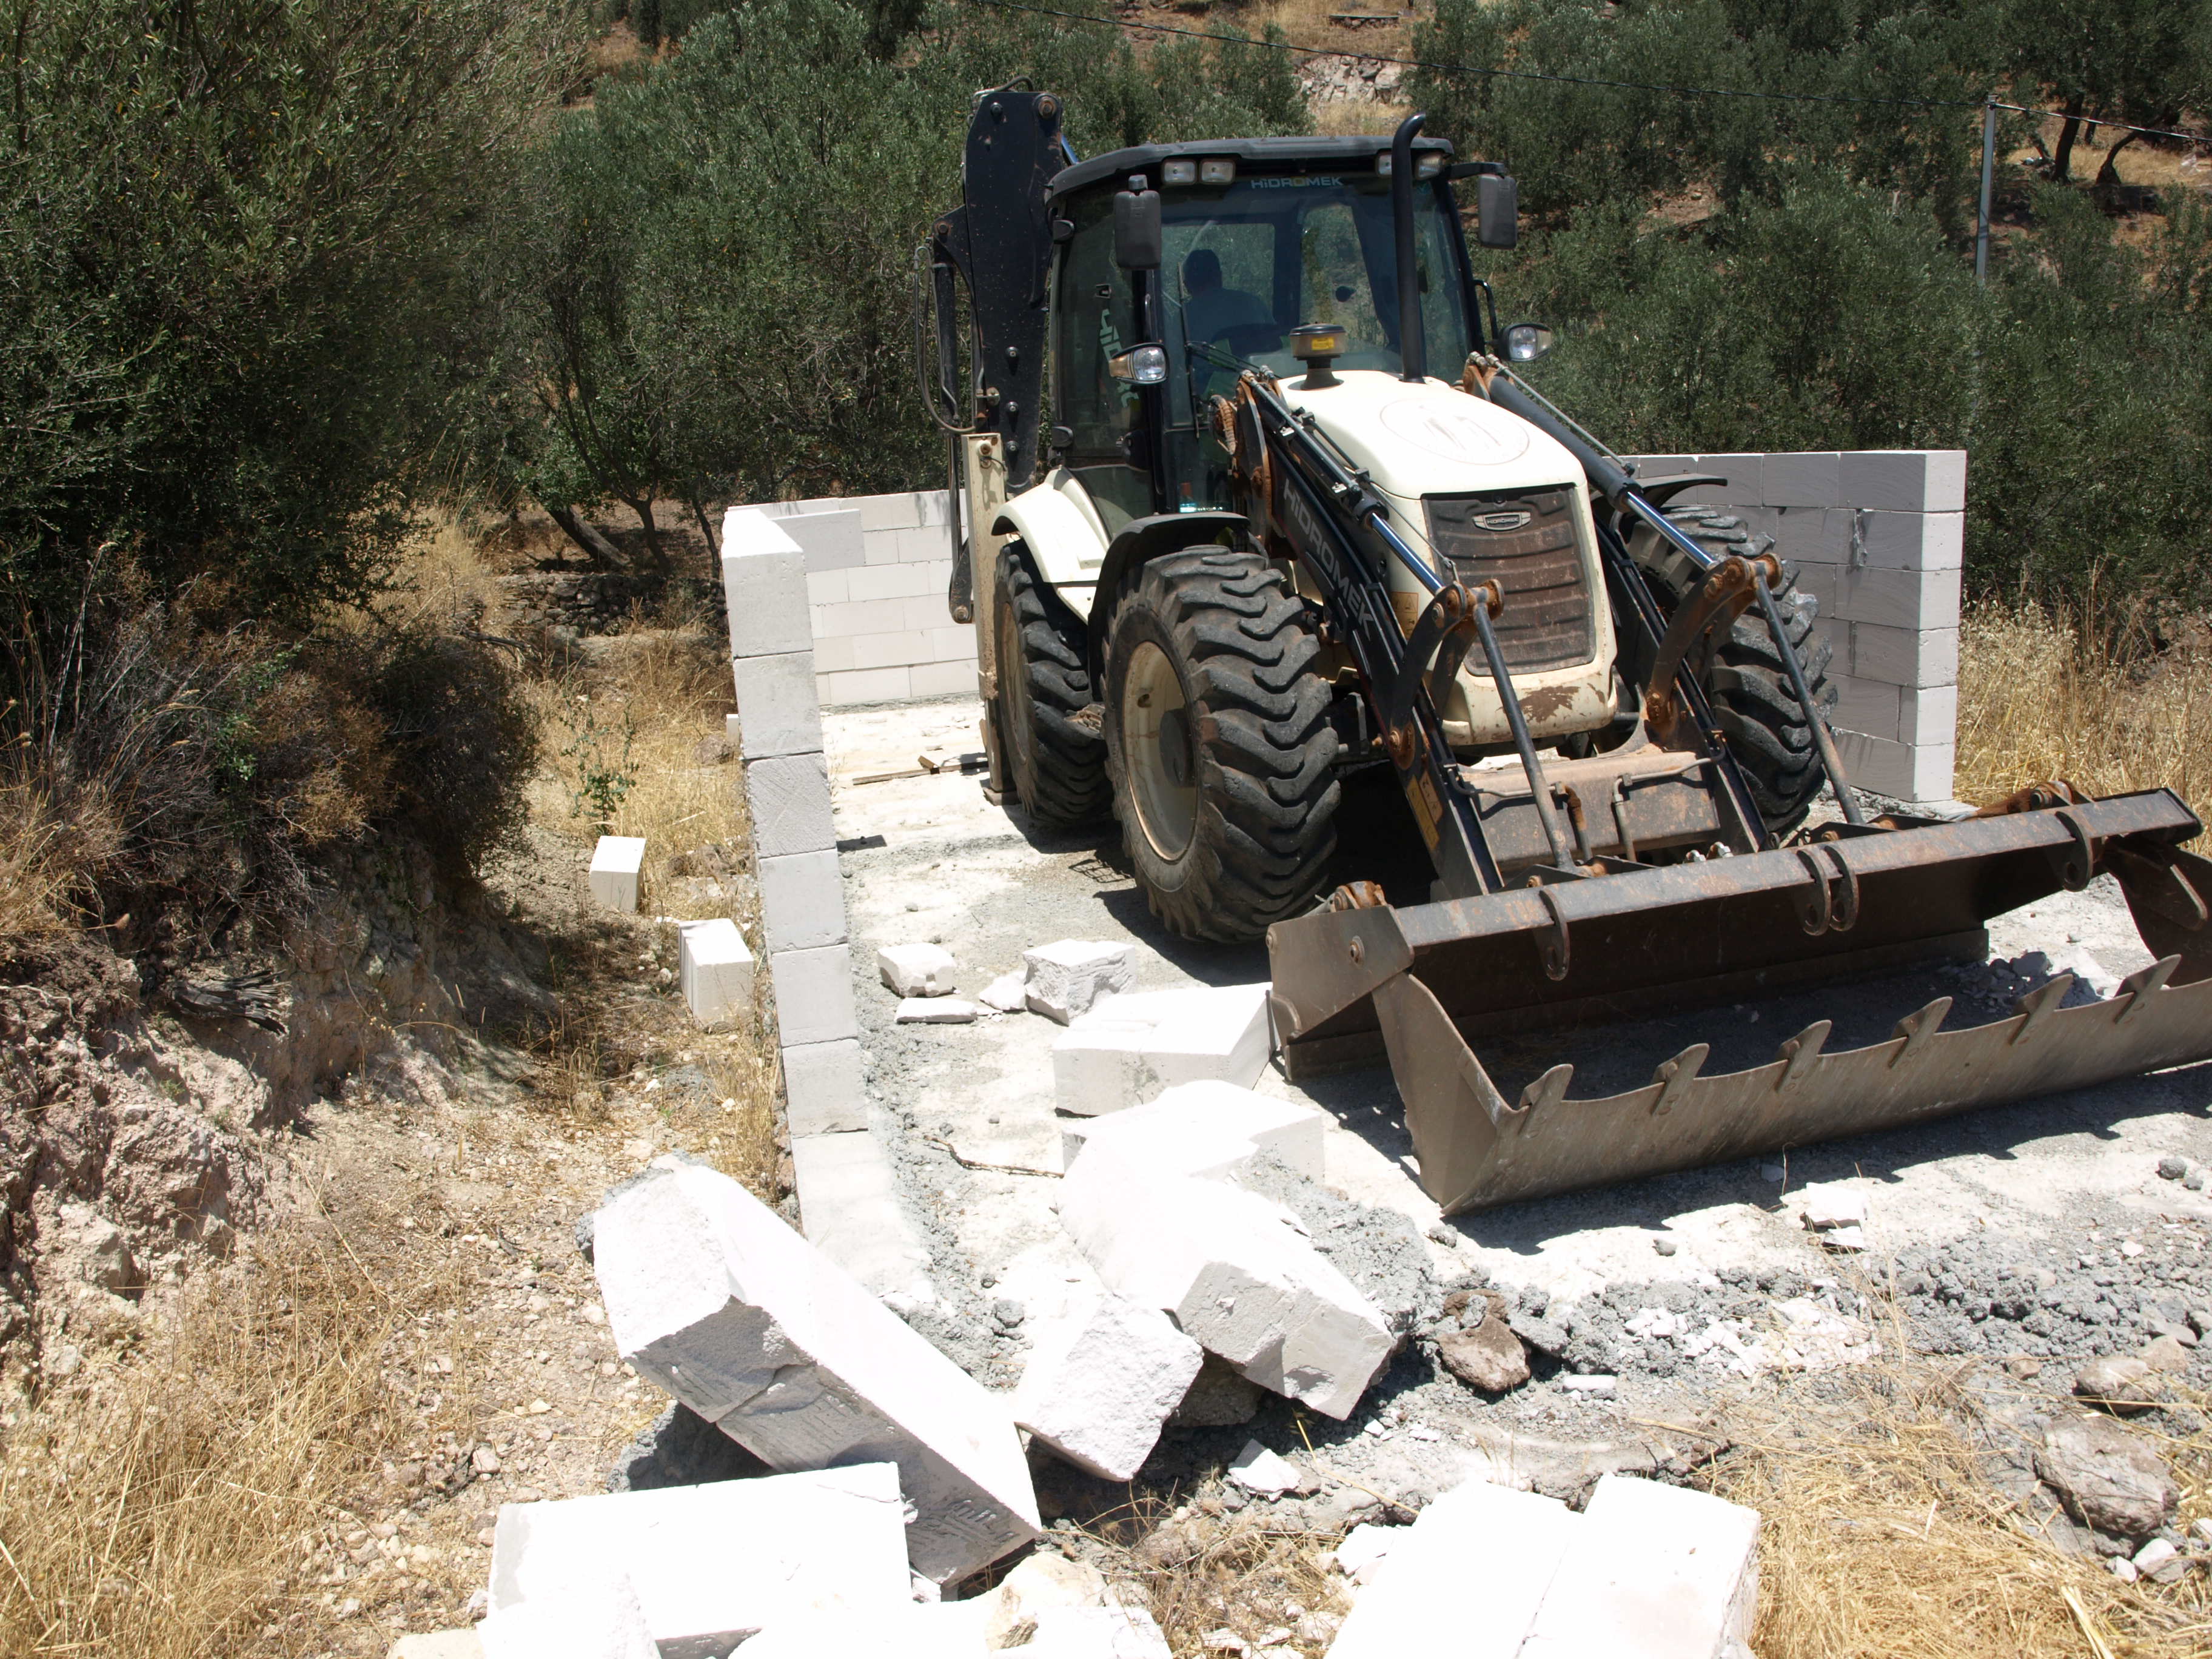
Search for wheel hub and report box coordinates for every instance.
[1124,640,1199,860]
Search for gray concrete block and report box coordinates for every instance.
[720,511,813,659]
[1828,566,1961,633]
[1852,623,1958,689]
[1838,729,1955,802]
[1900,681,1958,749]
[758,849,847,951]
[783,1036,868,1136]
[730,651,824,759]
[789,1130,937,1302]
[776,508,866,574]
[769,943,858,1048]
[745,752,836,859]
[1830,675,1900,743]
[1838,449,1967,512]
[1760,451,1841,508]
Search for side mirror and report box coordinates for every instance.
[1476,174,1519,249]
[1502,321,1554,363]
[1114,188,1161,270]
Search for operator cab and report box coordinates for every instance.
[1047,136,1491,536]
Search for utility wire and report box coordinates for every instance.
[957,0,2212,146]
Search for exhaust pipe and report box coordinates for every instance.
[1391,112,1426,384]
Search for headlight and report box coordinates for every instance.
[1376,152,1445,178]
[1108,344,1169,385]
[1161,159,1197,186]
[1199,158,1236,186]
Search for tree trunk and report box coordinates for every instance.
[2094,130,2141,194]
[545,502,624,568]
[2052,94,2086,183]
[626,497,670,574]
[688,492,720,558]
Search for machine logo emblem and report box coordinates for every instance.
[1470,511,1531,532]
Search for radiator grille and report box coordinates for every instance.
[1423,488,1594,672]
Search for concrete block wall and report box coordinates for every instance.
[745,492,976,708]
[1623,449,1965,803]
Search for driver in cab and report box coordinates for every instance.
[1179,248,1271,352]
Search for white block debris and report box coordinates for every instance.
[1022,939,1137,1023]
[980,971,1029,1013]
[1330,1523,1401,1584]
[388,1635,483,1659]
[1059,1083,1324,1181]
[588,836,646,913]
[486,1467,908,1654]
[736,1601,990,1659]
[477,1562,655,1659]
[1798,1183,1868,1231]
[1560,1374,1617,1396]
[970,1552,1109,1649]
[1013,1296,1204,1481]
[1329,1479,1578,1659]
[1022,1605,1174,1658]
[1051,985,1273,1116]
[1518,1475,1760,1659]
[591,1161,1040,1583]
[1057,1135,1392,1419]
[677,919,754,1029]
[898,996,979,1025]
[1227,1440,1302,1495]
[879,943,959,997]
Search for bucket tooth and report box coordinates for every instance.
[2117,954,2181,1025]
[1888,997,1951,1068]
[1518,1063,1574,1115]
[1774,1020,1831,1093]
[1649,1044,1709,1118]
[2009,974,2073,1045]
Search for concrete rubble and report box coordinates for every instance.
[1057,1082,1324,1178]
[900,996,980,1024]
[1021,939,1136,1022]
[1011,1294,1203,1481]
[486,1465,908,1655]
[590,1159,1040,1583]
[1051,985,1273,1116]
[476,1561,656,1659]
[882,942,959,997]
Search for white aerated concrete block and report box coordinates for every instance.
[1052,985,1274,1115]
[1838,448,1966,513]
[1012,1295,1204,1481]
[1327,1478,1578,1659]
[769,943,857,1048]
[593,1161,1038,1583]
[1056,1138,1393,1419]
[1059,1082,1324,1180]
[745,752,836,859]
[1518,1475,1760,1659]
[1759,451,1840,508]
[389,1635,484,1659]
[879,943,959,997]
[897,996,977,1024]
[1022,1606,1174,1658]
[730,651,825,759]
[791,1131,935,1299]
[720,509,814,658]
[477,1564,655,1659]
[677,919,754,1029]
[782,1036,866,1136]
[588,836,645,913]
[738,1602,990,1659]
[758,849,848,951]
[486,1465,910,1657]
[1022,939,1137,1022]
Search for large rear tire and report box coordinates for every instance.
[1631,505,1840,839]
[994,541,1109,829]
[1102,548,1338,943]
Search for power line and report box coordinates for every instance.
[1991,104,2208,149]
[957,0,2212,146]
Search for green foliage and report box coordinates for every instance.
[557,694,640,830]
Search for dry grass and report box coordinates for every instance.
[0,1207,481,1659]
[1956,604,2212,823]
[1715,1363,2212,1658]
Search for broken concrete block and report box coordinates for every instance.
[1518,1475,1759,1659]
[789,1130,936,1301]
[588,836,646,913]
[1798,1183,1868,1230]
[736,1601,990,1659]
[1021,1605,1173,1659]
[1328,1478,1578,1659]
[781,1037,867,1136]
[487,1467,907,1656]
[677,919,754,1029]
[970,1552,1108,1649]
[980,971,1028,1013]
[387,1635,483,1659]
[478,1562,656,1659]
[592,1161,1039,1582]
[1051,985,1273,1115]
[1056,1139,1393,1419]
[1227,1440,1301,1495]
[1059,1082,1322,1180]
[1011,1295,1203,1481]
[880,942,959,997]
[1330,1521,1400,1584]
[1022,939,1137,1022]
[897,996,979,1024]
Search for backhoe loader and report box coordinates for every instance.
[918,87,2212,1214]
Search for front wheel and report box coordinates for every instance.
[994,541,1110,829]
[1102,548,1338,943]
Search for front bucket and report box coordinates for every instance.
[1266,789,2212,1213]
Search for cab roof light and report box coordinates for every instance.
[1161,159,1198,186]
[1375,152,1444,178]
[1199,158,1236,185]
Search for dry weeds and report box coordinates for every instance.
[1956,605,2212,823]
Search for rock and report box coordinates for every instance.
[2075,1356,2159,1415]
[1011,1296,1203,1481]
[1652,1237,1678,1257]
[2036,1415,2178,1540]
[70,1209,139,1295]
[1228,1441,1302,1496]
[1170,1355,1262,1427]
[1511,1315,1571,1358]
[2110,1556,2139,1582]
[897,996,978,1024]
[472,1445,502,1475]
[2158,1155,2190,1181]
[879,944,959,998]
[1758,1164,1786,1182]
[1435,1319,1530,1393]
[2188,1168,2208,1193]
[2143,1335,2193,1374]
[1330,1523,1402,1584]
[1021,940,1137,1024]
[2134,1537,2179,1574]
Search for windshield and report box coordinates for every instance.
[1158,172,1472,424]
